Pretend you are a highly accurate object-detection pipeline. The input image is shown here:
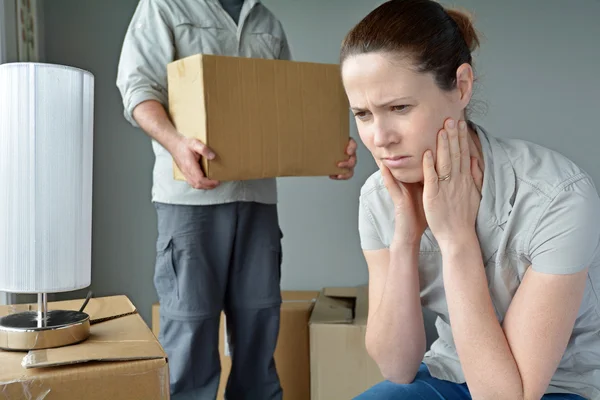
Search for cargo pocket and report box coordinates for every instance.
[267,229,284,302]
[154,237,179,305]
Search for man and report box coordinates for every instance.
[116,1,357,399]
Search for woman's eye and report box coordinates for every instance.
[392,105,409,112]
[354,111,369,120]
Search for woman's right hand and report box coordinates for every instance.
[380,164,427,248]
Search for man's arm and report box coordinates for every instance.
[116,0,218,189]
[133,100,218,190]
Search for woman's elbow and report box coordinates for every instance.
[382,370,417,385]
[365,337,418,385]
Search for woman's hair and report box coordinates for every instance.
[340,0,480,92]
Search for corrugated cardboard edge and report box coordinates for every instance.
[168,53,208,181]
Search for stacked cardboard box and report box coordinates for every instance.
[0,296,169,400]
[309,286,384,399]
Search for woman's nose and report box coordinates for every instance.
[372,119,398,148]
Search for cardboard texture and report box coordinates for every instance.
[167,53,350,182]
[152,290,318,400]
[309,286,384,400]
[0,296,169,400]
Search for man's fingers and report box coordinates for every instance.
[182,159,220,190]
[338,154,357,169]
[346,138,358,155]
[190,177,220,190]
[190,139,215,160]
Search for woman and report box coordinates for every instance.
[340,1,600,399]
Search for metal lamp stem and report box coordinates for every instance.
[37,293,48,328]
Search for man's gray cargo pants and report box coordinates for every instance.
[153,201,283,400]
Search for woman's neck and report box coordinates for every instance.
[468,125,485,175]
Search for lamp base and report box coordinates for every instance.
[0,310,90,351]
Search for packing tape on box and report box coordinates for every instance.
[0,377,51,400]
[0,362,170,400]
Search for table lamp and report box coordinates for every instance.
[0,62,95,351]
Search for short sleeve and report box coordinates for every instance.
[116,0,175,127]
[528,177,600,274]
[358,195,386,251]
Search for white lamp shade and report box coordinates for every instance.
[0,63,94,293]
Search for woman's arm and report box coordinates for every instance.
[422,118,599,400]
[440,235,588,400]
[363,244,427,384]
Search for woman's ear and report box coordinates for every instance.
[456,63,474,109]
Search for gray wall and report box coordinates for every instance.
[42,0,600,334]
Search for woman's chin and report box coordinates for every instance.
[390,169,423,184]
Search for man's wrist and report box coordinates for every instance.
[163,130,183,154]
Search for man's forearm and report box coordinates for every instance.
[441,235,523,400]
[132,100,181,153]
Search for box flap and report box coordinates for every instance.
[282,291,319,302]
[0,296,164,370]
[309,289,354,325]
[309,286,370,326]
[22,314,165,369]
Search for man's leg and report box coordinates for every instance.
[224,201,283,400]
[153,202,237,400]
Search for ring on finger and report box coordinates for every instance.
[438,173,451,181]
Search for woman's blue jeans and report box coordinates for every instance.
[353,363,585,400]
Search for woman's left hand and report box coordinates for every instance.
[422,118,483,248]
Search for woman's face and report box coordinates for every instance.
[341,51,472,183]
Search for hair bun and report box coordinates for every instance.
[446,8,480,52]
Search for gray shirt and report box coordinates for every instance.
[116,0,291,205]
[359,124,600,399]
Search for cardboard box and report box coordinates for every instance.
[152,290,318,400]
[0,295,169,400]
[309,286,384,400]
[167,54,350,182]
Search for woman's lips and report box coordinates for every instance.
[382,156,412,168]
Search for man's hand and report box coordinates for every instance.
[330,138,358,180]
[132,100,220,190]
[170,135,220,190]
